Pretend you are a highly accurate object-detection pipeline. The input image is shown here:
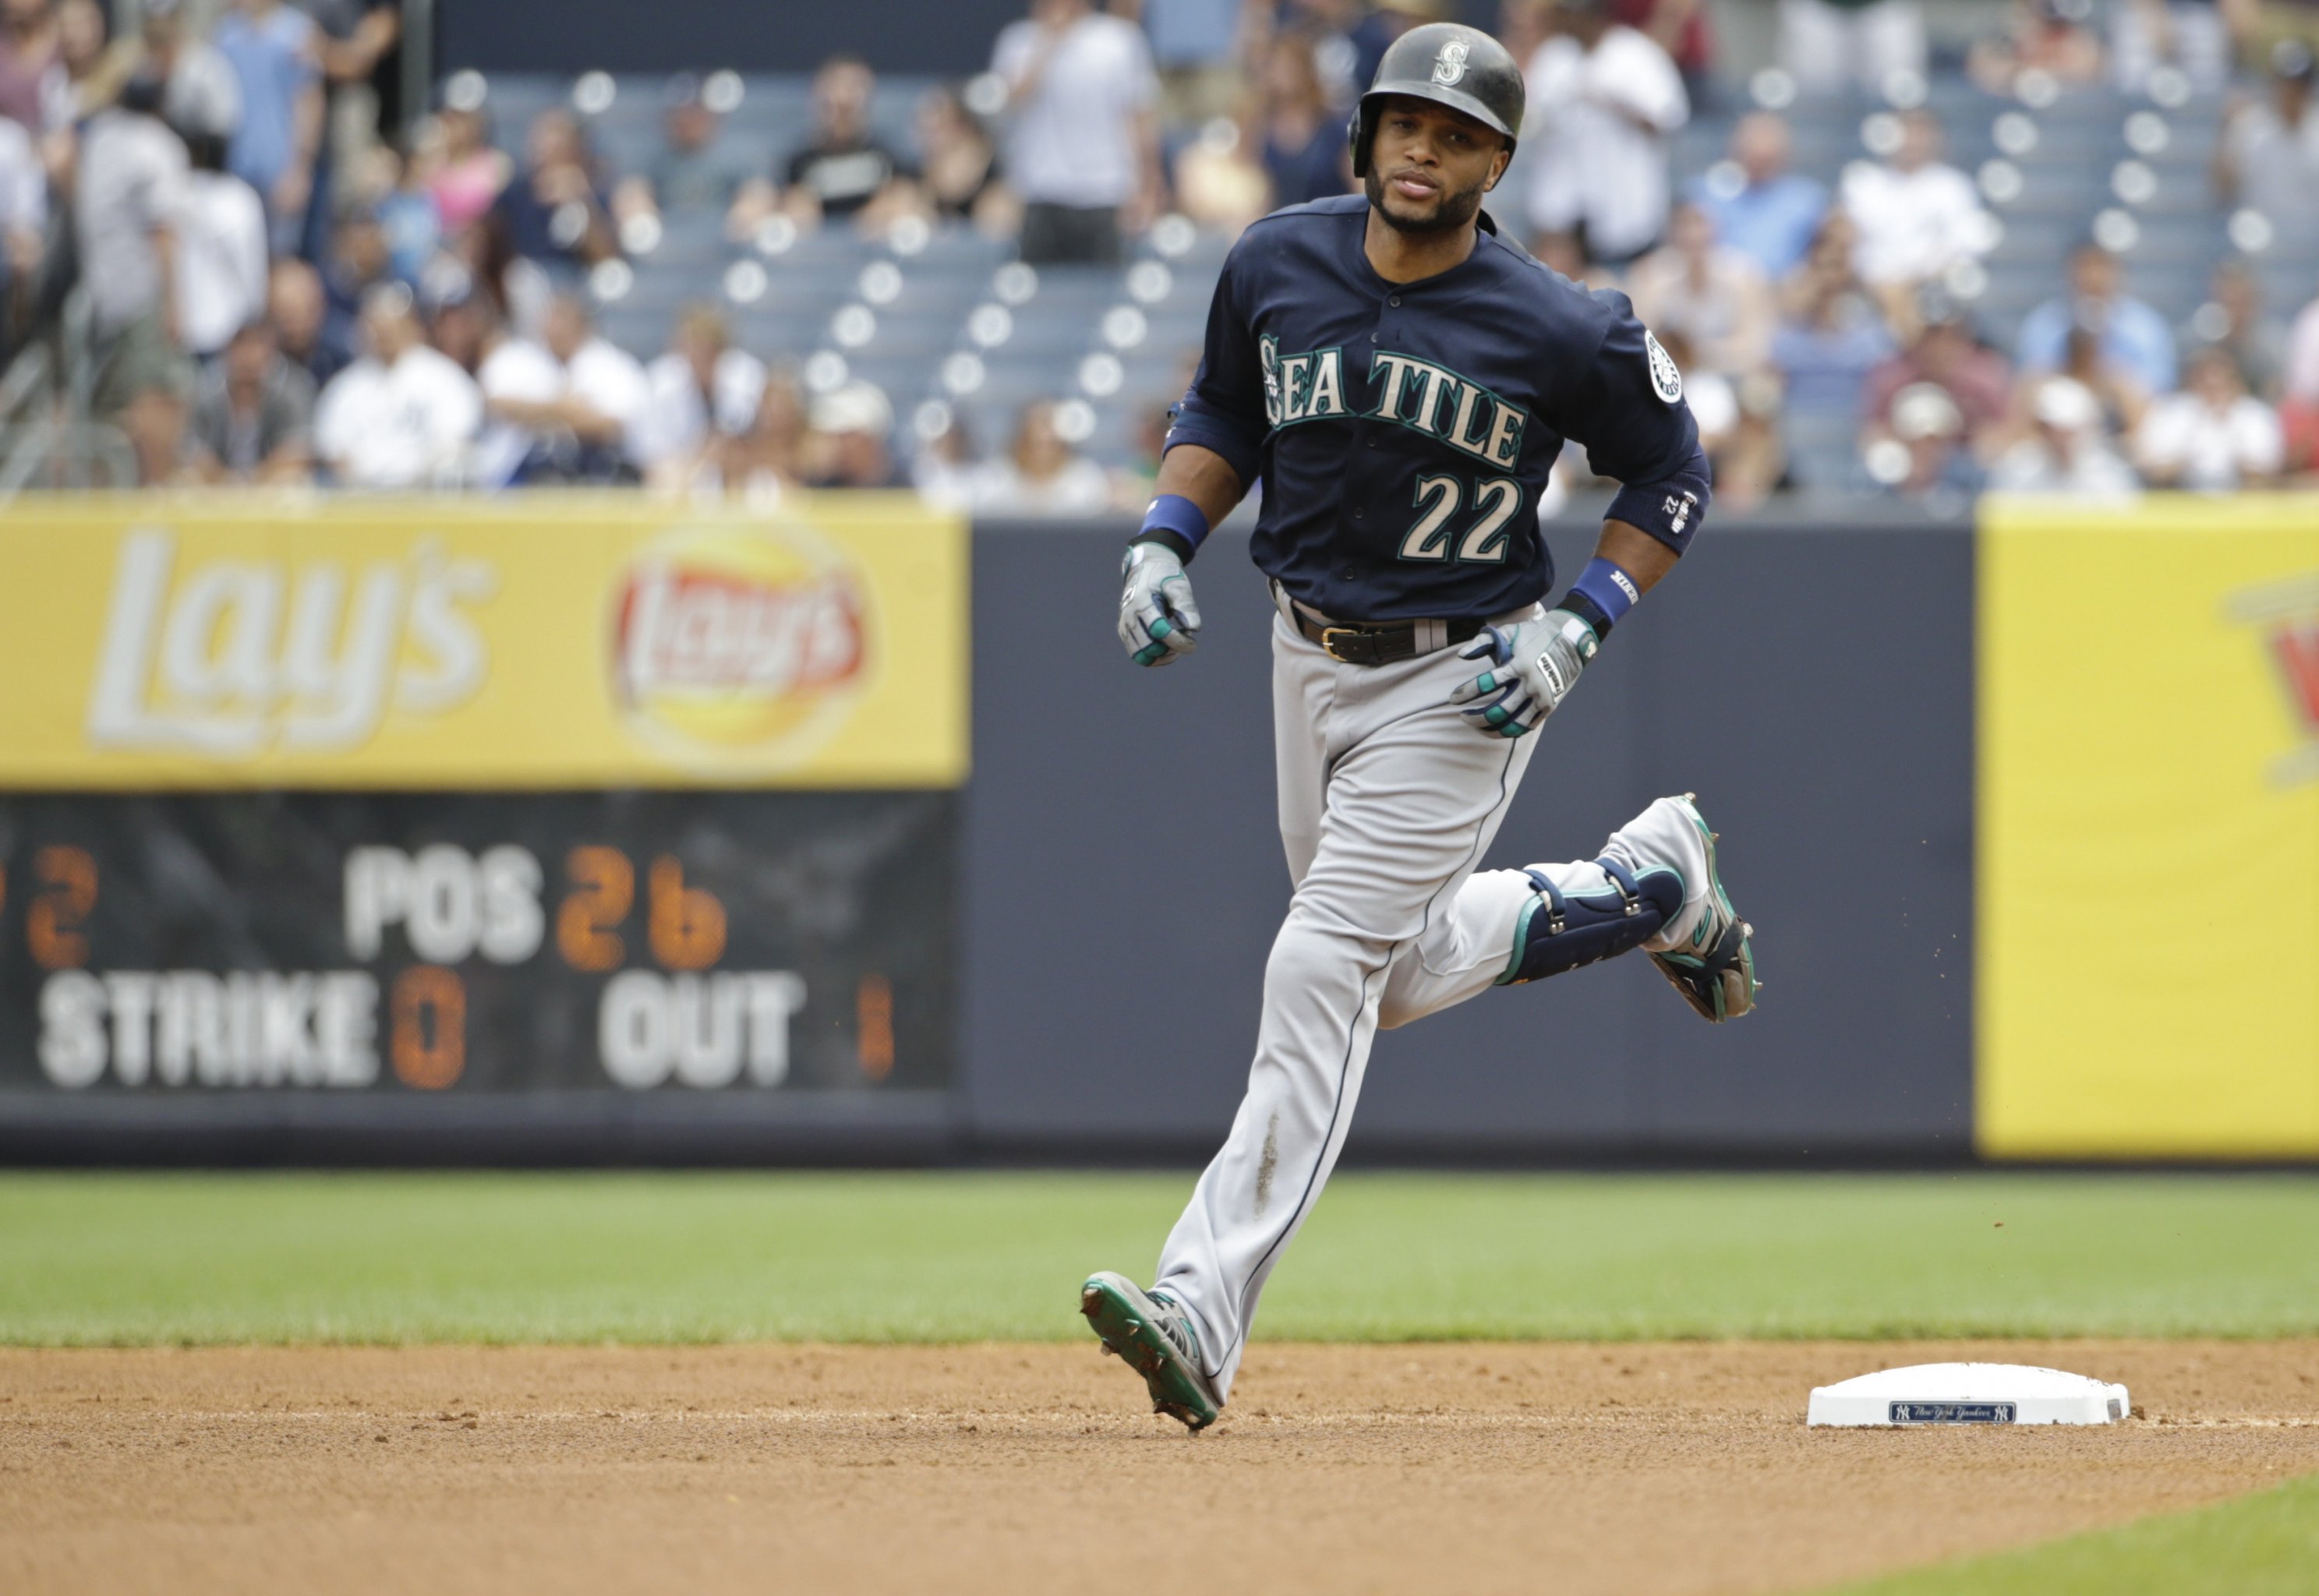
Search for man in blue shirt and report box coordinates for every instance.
[214,0,322,254]
[2015,242,2179,395]
[1687,111,1827,281]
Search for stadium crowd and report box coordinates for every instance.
[1,0,2317,505]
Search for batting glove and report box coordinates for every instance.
[1451,609,1598,738]
[1119,542,1202,667]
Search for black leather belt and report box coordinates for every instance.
[1289,608,1486,666]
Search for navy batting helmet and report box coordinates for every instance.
[1348,22,1525,179]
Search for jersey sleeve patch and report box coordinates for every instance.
[1644,330,1683,406]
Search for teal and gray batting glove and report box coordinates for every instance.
[1450,608,1598,737]
[1119,542,1202,667]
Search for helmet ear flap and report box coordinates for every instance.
[1347,105,1371,178]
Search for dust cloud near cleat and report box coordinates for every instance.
[1080,1271,1221,1432]
[1648,793,1760,1022]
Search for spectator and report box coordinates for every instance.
[633,303,765,493]
[0,0,55,136]
[183,317,314,482]
[41,0,125,148]
[1989,375,2138,493]
[1841,110,1991,321]
[424,103,508,233]
[78,74,192,485]
[973,399,1112,512]
[611,72,756,232]
[910,405,981,511]
[0,96,44,326]
[495,108,617,271]
[1144,0,1249,127]
[2017,240,2177,395]
[174,130,268,362]
[912,84,1016,235]
[1861,293,2011,454]
[2113,0,2243,92]
[2134,343,2284,489]
[1688,112,1826,282]
[2216,41,2319,231]
[299,0,401,175]
[2286,283,2319,405]
[732,368,810,503]
[1626,203,1774,377]
[214,0,323,254]
[1255,30,1348,210]
[2056,318,2153,435]
[141,0,242,146]
[1780,0,1926,95]
[268,256,350,390]
[991,0,1163,265]
[1870,382,1985,496]
[1612,0,1714,97]
[1530,226,1618,291]
[320,206,399,330]
[373,139,441,280]
[801,380,900,488]
[2182,257,2289,398]
[765,56,912,232]
[475,291,648,485]
[1861,295,2010,493]
[313,281,479,486]
[1172,116,1268,233]
[1968,0,2105,94]
[1771,212,1894,415]
[1525,0,1688,267]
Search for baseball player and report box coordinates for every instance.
[1079,22,1759,1432]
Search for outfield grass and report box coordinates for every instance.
[1822,1471,2319,1596]
[1,1171,2314,1344]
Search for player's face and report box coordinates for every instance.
[1364,98,1509,236]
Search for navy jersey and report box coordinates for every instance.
[1166,196,1711,622]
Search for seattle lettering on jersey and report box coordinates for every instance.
[1260,334,1529,468]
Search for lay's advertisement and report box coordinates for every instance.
[1977,495,2319,1159]
[0,495,967,789]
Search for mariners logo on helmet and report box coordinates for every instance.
[1349,23,1525,178]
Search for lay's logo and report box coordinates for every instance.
[2229,572,2319,788]
[610,524,872,763]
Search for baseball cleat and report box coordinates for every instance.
[1649,793,1759,1022]
[1080,1271,1221,1432]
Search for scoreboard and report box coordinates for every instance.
[0,791,953,1103]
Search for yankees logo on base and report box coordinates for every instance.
[1082,21,1759,1434]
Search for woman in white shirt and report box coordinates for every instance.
[971,399,1112,515]
[2135,345,2284,492]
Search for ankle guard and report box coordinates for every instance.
[1497,856,1684,986]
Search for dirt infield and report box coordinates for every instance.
[3,1342,2316,1595]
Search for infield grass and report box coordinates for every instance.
[1,1171,2314,1344]
[1821,1471,2319,1595]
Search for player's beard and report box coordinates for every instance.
[1364,167,1491,235]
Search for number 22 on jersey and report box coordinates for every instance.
[1399,475,1523,563]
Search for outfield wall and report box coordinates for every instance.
[0,494,2310,1164]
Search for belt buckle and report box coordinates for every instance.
[1319,625,1363,664]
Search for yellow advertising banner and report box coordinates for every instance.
[1978,495,2319,1157]
[0,494,968,789]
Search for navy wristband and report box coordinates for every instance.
[1133,493,1211,563]
[1568,557,1642,632]
[1557,589,1615,641]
